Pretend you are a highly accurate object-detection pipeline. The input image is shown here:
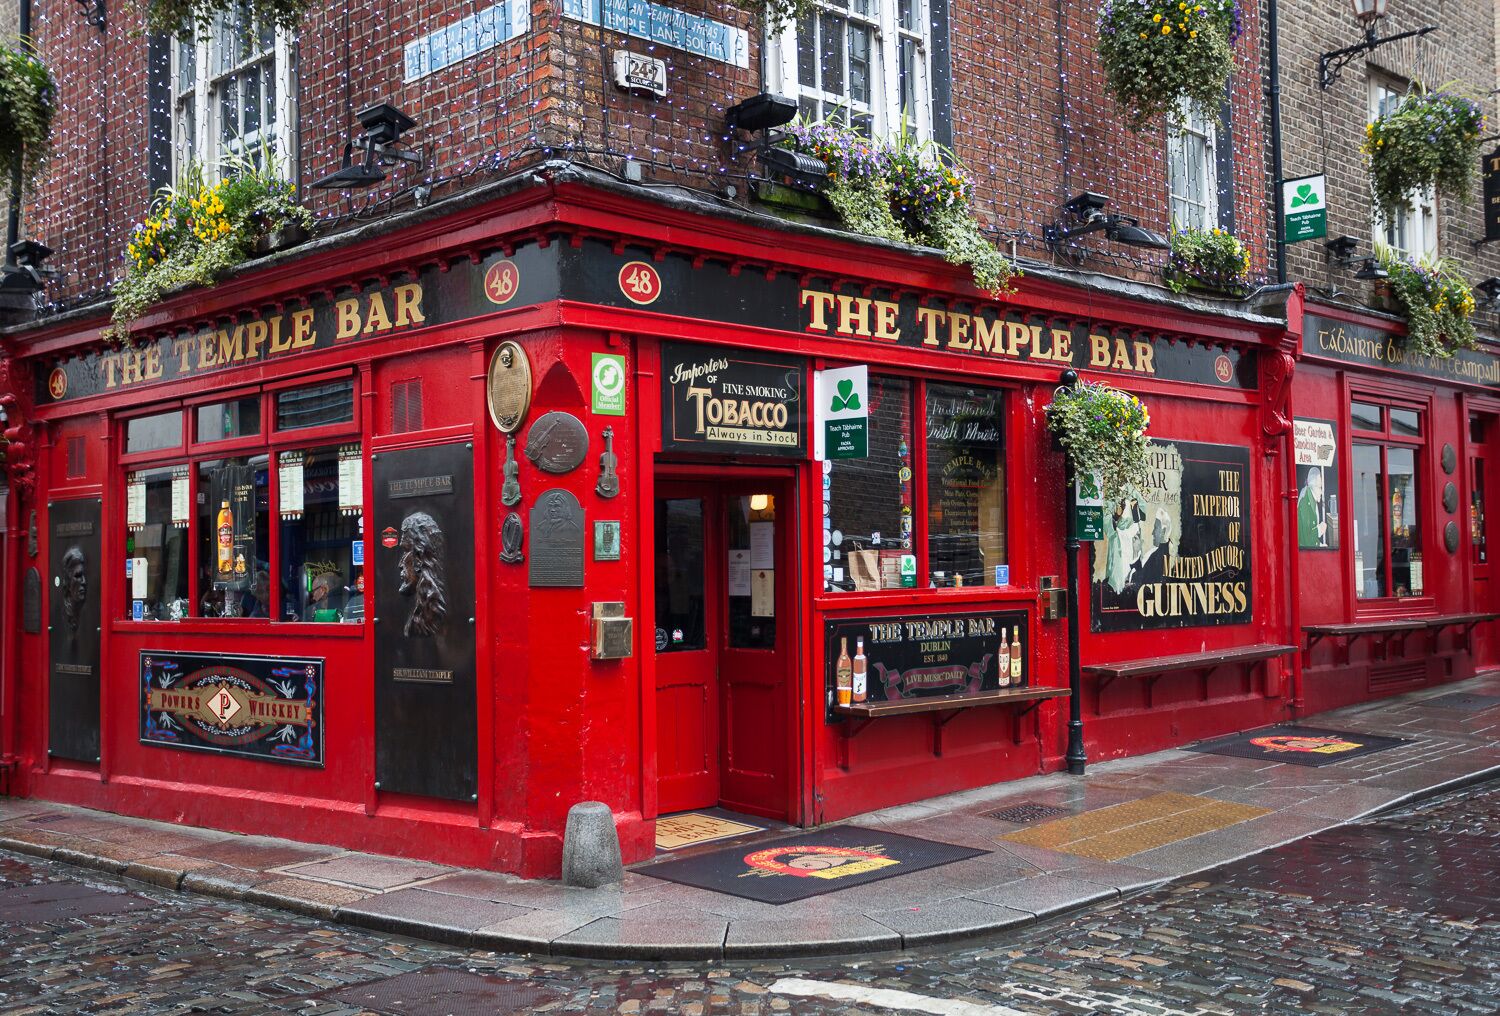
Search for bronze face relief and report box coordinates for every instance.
[397,512,448,636]
[60,545,88,637]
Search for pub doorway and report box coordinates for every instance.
[653,469,797,822]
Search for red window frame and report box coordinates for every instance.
[1348,391,1429,606]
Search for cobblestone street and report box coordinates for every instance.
[0,779,1495,1015]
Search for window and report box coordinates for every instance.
[277,379,354,431]
[1350,398,1425,599]
[173,5,295,180]
[1370,80,1436,258]
[1167,100,1219,231]
[823,377,1010,593]
[925,383,1006,587]
[118,378,363,623]
[769,0,932,139]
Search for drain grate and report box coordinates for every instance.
[984,802,1072,824]
[325,967,563,1016]
[1424,692,1500,712]
[0,881,155,924]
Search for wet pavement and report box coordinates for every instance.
[0,778,1495,1015]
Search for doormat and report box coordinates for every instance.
[656,812,766,851]
[1186,726,1409,767]
[636,826,985,904]
[1423,692,1500,713]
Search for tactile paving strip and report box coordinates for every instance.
[325,966,562,1015]
[1002,792,1270,861]
[984,802,1073,824]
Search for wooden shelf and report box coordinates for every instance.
[833,686,1069,719]
[1083,644,1297,681]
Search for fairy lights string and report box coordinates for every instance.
[22,0,1278,319]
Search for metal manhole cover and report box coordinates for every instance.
[984,802,1072,824]
[325,967,562,1016]
[1424,692,1500,712]
[0,882,155,924]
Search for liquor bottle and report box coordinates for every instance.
[1391,485,1405,539]
[1010,626,1023,684]
[999,636,1011,687]
[852,637,868,703]
[835,638,853,707]
[216,500,234,574]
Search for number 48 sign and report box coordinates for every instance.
[618,261,662,305]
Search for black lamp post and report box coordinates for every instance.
[1319,1,1437,89]
[1059,369,1087,776]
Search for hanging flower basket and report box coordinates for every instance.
[777,118,1020,296]
[1374,244,1478,359]
[1096,0,1243,130]
[1044,380,1152,503]
[1164,225,1251,296]
[108,155,313,344]
[141,0,313,35]
[1363,89,1484,216]
[0,43,55,191]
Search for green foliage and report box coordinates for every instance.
[1165,225,1250,294]
[109,153,313,344]
[721,0,820,31]
[137,0,312,35]
[0,42,55,190]
[1363,88,1485,216]
[1374,244,1478,359]
[1044,380,1152,503]
[780,117,1019,296]
[1096,0,1241,130]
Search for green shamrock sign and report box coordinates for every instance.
[831,378,861,412]
[1290,183,1319,209]
[1282,175,1327,243]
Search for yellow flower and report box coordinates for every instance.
[1140,30,1148,37]
[1189,29,1197,37]
[1153,12,1162,21]
[1162,24,1171,33]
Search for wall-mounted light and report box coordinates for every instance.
[1324,235,1361,265]
[1353,258,1388,280]
[0,240,54,295]
[1319,3,1437,88]
[725,93,828,190]
[311,103,423,191]
[1043,193,1170,256]
[1475,277,1500,306]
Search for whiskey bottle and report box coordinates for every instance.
[1010,626,1023,684]
[852,637,868,703]
[835,638,853,707]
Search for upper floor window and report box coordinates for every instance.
[768,0,933,139]
[173,6,295,181]
[1167,100,1219,231]
[1370,80,1436,258]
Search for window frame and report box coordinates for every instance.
[767,0,935,142]
[1369,79,1437,259]
[115,372,362,628]
[170,15,296,183]
[818,369,1015,600]
[1167,99,1220,232]
[1347,387,1431,608]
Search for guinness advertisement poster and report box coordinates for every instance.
[660,342,806,456]
[1294,419,1339,550]
[139,650,324,766]
[824,610,1028,708]
[1091,441,1252,632]
[1305,313,1500,390]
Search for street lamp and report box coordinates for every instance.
[1319,3,1436,89]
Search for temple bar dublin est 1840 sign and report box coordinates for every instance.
[824,610,1030,709]
[139,650,324,765]
[1091,440,1252,632]
[660,342,806,456]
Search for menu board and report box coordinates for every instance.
[1090,440,1252,631]
[925,385,1004,586]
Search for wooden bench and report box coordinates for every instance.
[1082,644,1297,707]
[1304,613,1500,663]
[831,686,1071,769]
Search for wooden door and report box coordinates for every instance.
[1471,413,1497,668]
[654,483,720,813]
[718,480,793,820]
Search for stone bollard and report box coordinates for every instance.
[561,801,625,888]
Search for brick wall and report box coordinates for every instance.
[18,0,1282,312]
[1276,0,1500,305]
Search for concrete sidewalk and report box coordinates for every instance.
[3,675,1497,960]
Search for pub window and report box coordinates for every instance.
[1369,80,1437,258]
[825,375,913,592]
[118,376,363,623]
[1167,99,1218,231]
[1350,399,1424,599]
[925,383,1005,587]
[656,496,707,650]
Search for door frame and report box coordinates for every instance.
[647,461,805,825]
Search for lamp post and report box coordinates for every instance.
[1059,369,1087,776]
[1319,2,1436,89]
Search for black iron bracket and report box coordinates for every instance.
[74,0,105,30]
[1319,26,1437,89]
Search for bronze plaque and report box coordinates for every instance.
[530,489,585,587]
[486,341,532,434]
[1442,443,1457,475]
[49,498,102,762]
[524,411,589,474]
[23,567,41,633]
[1443,481,1459,514]
[1446,520,1461,554]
